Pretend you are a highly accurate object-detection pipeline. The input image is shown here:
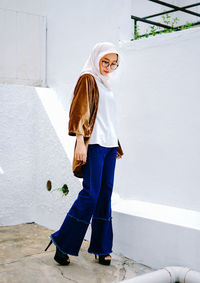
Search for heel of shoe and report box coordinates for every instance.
[44,239,53,251]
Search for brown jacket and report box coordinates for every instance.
[68,73,124,178]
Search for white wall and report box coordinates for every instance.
[0,84,36,224]
[115,27,200,212]
[0,0,47,86]
[0,9,46,86]
[0,84,81,229]
[0,0,47,16]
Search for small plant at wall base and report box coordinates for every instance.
[133,14,193,40]
[46,180,69,197]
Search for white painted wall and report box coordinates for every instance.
[0,9,46,86]
[115,27,200,212]
[0,84,81,229]
[0,84,36,224]
[0,0,47,16]
[0,0,47,86]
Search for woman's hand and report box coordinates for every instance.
[75,134,87,162]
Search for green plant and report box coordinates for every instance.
[133,13,193,40]
[46,180,69,197]
[150,25,158,36]
[134,24,141,40]
[181,21,193,29]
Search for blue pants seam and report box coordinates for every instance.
[67,213,91,225]
[92,216,112,221]
[88,250,113,255]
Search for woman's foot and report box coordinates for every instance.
[95,254,111,265]
[54,247,70,265]
[45,239,70,265]
[104,255,111,260]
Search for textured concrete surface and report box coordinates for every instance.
[0,223,154,283]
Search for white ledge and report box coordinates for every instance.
[112,193,200,230]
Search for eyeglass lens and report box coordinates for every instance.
[102,60,118,70]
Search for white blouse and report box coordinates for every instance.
[89,76,118,147]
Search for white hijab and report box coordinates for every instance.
[79,41,120,90]
[68,42,120,110]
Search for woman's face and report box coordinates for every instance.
[99,53,118,76]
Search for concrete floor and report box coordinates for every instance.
[0,223,154,283]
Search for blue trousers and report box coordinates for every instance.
[50,143,118,256]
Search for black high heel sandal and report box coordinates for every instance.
[44,239,70,266]
[44,239,53,251]
[95,254,111,265]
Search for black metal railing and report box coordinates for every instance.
[131,0,200,40]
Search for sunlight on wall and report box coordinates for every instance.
[35,87,76,166]
[0,167,4,175]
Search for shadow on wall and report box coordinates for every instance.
[0,84,81,230]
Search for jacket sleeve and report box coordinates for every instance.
[117,139,124,157]
[68,75,91,137]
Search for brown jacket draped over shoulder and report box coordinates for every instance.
[68,73,124,178]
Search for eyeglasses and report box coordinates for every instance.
[101,60,119,70]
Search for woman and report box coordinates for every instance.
[45,42,124,266]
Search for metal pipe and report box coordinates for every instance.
[121,266,200,283]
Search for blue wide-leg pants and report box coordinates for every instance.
[50,143,118,256]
